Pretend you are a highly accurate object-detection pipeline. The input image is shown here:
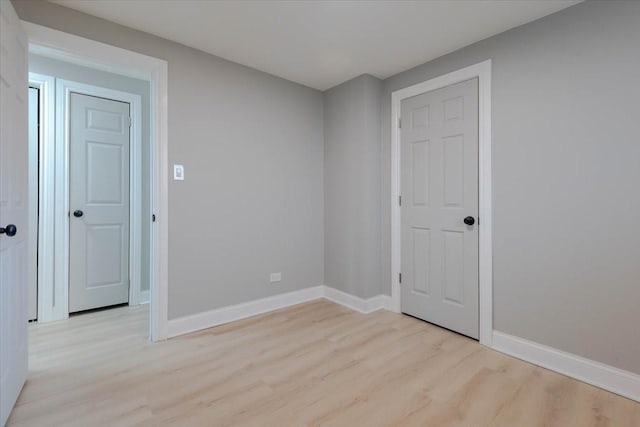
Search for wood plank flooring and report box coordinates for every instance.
[8,300,640,426]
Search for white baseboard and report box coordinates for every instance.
[323,286,393,314]
[167,286,324,338]
[139,290,150,305]
[492,331,640,402]
[167,285,392,338]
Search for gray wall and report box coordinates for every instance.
[15,0,640,376]
[324,74,383,299]
[29,54,152,294]
[14,0,325,319]
[380,0,640,374]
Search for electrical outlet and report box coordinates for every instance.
[270,272,282,283]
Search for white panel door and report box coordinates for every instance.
[69,92,130,313]
[400,78,479,339]
[0,0,29,424]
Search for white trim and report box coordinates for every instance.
[167,286,393,338]
[167,287,325,338]
[49,79,143,318]
[323,287,392,314]
[390,59,493,346]
[493,331,640,402]
[53,78,68,320]
[28,73,56,323]
[26,22,169,341]
[128,90,143,307]
[27,86,38,321]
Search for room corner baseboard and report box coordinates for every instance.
[167,286,324,338]
[322,286,392,314]
[166,285,393,338]
[492,331,640,402]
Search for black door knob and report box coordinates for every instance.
[0,224,17,236]
[73,210,84,218]
[463,216,475,226]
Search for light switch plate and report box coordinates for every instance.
[173,164,184,180]
[270,272,282,283]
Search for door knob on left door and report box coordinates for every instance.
[73,210,84,218]
[463,216,475,226]
[0,224,17,236]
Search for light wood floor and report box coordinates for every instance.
[8,300,640,426]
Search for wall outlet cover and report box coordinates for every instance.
[270,272,282,283]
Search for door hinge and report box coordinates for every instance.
[398,195,402,206]
[152,214,156,222]
[399,273,402,284]
[128,116,132,128]
[398,117,402,129]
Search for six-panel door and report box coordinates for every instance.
[68,92,131,313]
[400,78,479,339]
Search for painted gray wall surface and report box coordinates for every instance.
[381,0,640,374]
[14,0,325,319]
[324,74,383,299]
[29,54,152,294]
[14,0,640,376]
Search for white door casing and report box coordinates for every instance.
[400,78,479,339]
[27,87,38,321]
[0,0,29,424]
[28,72,55,323]
[68,92,130,312]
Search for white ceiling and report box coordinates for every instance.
[51,0,581,91]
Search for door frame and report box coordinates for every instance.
[54,79,143,318]
[28,73,55,322]
[25,22,169,341]
[390,59,493,346]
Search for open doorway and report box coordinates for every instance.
[22,22,168,341]
[0,9,168,420]
[27,55,152,338]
